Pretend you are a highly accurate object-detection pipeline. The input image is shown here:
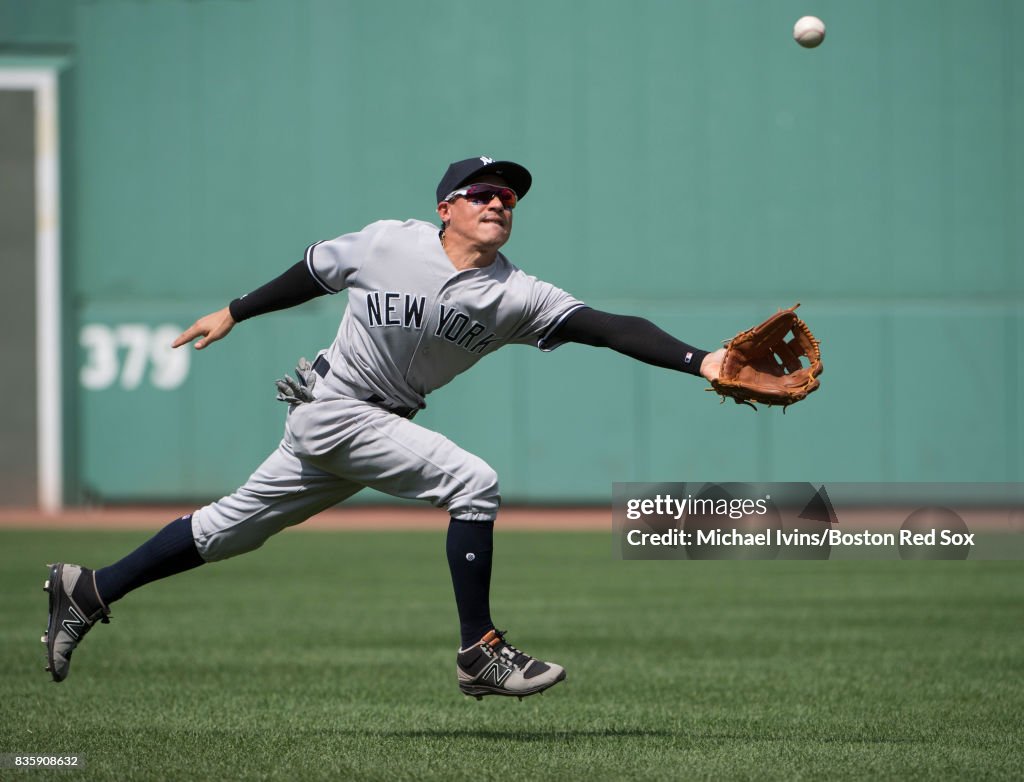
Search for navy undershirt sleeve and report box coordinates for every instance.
[553,307,709,377]
[228,261,328,322]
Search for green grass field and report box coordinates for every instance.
[1,528,1022,780]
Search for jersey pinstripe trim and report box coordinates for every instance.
[304,241,340,293]
[537,302,587,352]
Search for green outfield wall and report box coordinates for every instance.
[1,0,1021,504]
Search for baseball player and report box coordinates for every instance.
[42,156,725,698]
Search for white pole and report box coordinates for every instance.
[0,68,63,512]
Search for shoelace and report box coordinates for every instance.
[489,629,533,669]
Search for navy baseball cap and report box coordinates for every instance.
[436,156,532,204]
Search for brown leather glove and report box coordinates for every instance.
[710,304,823,409]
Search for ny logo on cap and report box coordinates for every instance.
[479,156,494,165]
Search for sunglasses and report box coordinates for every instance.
[444,183,518,210]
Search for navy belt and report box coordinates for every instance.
[312,356,417,419]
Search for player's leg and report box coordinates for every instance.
[188,439,362,562]
[95,514,204,604]
[445,518,495,650]
[42,439,359,682]
[302,405,500,644]
[306,406,566,699]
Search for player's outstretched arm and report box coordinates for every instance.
[173,259,332,351]
[172,306,236,350]
[553,306,715,379]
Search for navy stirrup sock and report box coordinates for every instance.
[94,515,205,605]
[446,518,495,649]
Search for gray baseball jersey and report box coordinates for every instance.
[192,219,583,560]
[309,219,583,412]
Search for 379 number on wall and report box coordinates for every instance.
[80,324,190,390]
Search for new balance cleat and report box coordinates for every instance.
[457,629,566,700]
[41,563,110,683]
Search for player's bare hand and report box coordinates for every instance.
[700,348,726,382]
[172,306,236,350]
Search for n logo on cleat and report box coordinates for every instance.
[61,606,87,640]
[480,661,512,688]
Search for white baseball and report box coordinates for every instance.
[793,16,826,48]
